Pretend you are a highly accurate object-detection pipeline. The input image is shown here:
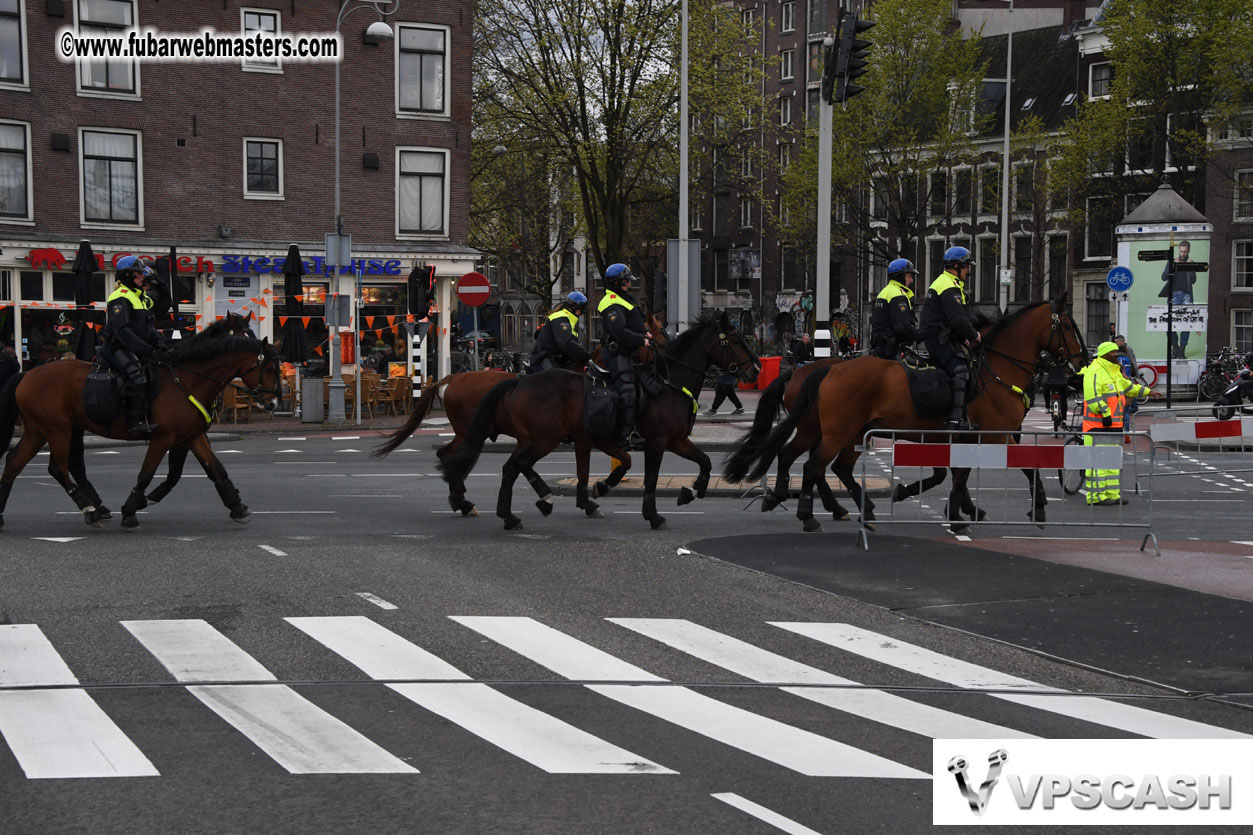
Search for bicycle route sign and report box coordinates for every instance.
[456,272,491,308]
[1106,266,1134,292]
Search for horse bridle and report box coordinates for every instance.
[977,300,1088,398]
[158,348,283,401]
[663,327,760,379]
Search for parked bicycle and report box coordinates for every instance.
[1198,347,1242,401]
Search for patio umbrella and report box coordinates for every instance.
[151,252,172,328]
[167,246,181,338]
[70,240,97,361]
[280,244,309,364]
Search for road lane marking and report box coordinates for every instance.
[355,592,398,610]
[30,537,84,543]
[123,619,414,774]
[711,793,823,835]
[0,625,158,778]
[275,449,303,453]
[609,619,1033,740]
[287,616,670,774]
[331,436,361,440]
[277,437,307,441]
[773,623,1251,740]
[258,545,287,557]
[453,616,924,779]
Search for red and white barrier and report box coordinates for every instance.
[1149,418,1253,443]
[893,442,1122,470]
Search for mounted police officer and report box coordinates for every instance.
[101,255,167,437]
[598,263,650,447]
[869,258,921,360]
[919,245,980,430]
[531,292,590,372]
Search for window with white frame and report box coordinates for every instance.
[977,238,998,302]
[928,172,947,216]
[397,24,447,115]
[979,167,999,215]
[243,138,283,199]
[1089,62,1111,98]
[77,0,136,95]
[778,142,791,172]
[0,120,30,219]
[807,41,822,84]
[1234,309,1253,353]
[779,96,791,126]
[1235,241,1253,290]
[781,2,794,33]
[81,128,140,225]
[740,197,752,228]
[741,8,754,29]
[397,148,447,236]
[1,0,27,87]
[1216,117,1253,143]
[1085,195,1114,260]
[781,49,793,81]
[1014,164,1034,212]
[241,8,280,71]
[871,177,889,220]
[1236,171,1253,221]
[740,153,751,178]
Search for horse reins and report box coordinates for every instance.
[974,301,1087,407]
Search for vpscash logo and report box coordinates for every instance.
[933,739,1253,826]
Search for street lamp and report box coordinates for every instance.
[328,0,398,422]
[996,0,1014,313]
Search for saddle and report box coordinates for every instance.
[581,360,670,441]
[83,348,161,425]
[900,352,980,421]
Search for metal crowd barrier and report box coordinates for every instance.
[1144,404,1253,481]
[855,428,1158,554]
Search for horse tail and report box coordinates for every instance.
[743,366,830,483]
[372,374,452,458]
[438,376,519,486]
[0,372,26,454]
[722,367,793,483]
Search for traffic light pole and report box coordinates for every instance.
[815,62,835,359]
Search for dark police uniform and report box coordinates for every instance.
[101,283,165,434]
[919,270,979,425]
[531,308,589,372]
[869,278,921,359]
[598,289,647,439]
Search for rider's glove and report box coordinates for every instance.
[1102,414,1112,428]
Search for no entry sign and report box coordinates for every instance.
[456,272,491,308]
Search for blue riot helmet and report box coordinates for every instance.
[886,258,917,279]
[114,254,154,289]
[566,291,588,305]
[604,262,633,291]
[942,245,974,267]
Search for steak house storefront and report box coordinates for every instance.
[0,241,476,377]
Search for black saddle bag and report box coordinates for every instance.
[905,367,952,420]
[83,372,123,425]
[583,374,618,442]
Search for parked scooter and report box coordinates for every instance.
[1212,368,1253,420]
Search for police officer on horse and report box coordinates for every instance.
[598,263,651,447]
[869,258,921,360]
[101,254,167,437]
[919,245,980,430]
[530,292,590,372]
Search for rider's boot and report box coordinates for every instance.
[618,397,638,451]
[944,376,971,431]
[125,385,158,438]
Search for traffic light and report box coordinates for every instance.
[820,33,838,105]
[835,11,874,103]
[407,263,435,319]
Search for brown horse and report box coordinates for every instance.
[372,312,667,517]
[0,317,282,531]
[739,297,1087,533]
[442,313,760,530]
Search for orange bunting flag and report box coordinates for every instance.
[204,295,213,302]
[257,297,268,307]
[314,345,324,356]
[279,316,288,326]
[365,316,375,329]
[406,314,415,323]
[262,288,273,294]
[387,316,396,326]
[216,315,224,321]
[195,314,203,321]
[295,294,304,303]
[301,317,312,327]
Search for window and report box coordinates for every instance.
[1216,118,1253,143]
[781,49,794,81]
[1236,171,1253,221]
[780,245,799,290]
[396,24,448,116]
[1234,310,1253,353]
[808,0,827,32]
[714,248,729,291]
[1124,192,1149,216]
[243,138,283,199]
[778,143,791,172]
[781,2,795,33]
[928,172,947,216]
[979,167,999,215]
[779,96,792,126]
[80,128,140,225]
[807,42,822,84]
[1089,62,1111,98]
[19,270,40,300]
[806,89,819,123]
[1235,241,1253,290]
[740,153,752,178]
[397,148,447,236]
[1048,235,1068,294]
[1014,236,1033,302]
[928,240,945,280]
[1085,282,1109,346]
[0,120,30,219]
[1126,117,1153,173]
[1085,196,1114,260]
[741,8,754,29]
[76,0,136,95]
[1,0,27,87]
[871,177,889,220]
[954,169,973,215]
[977,238,998,302]
[739,197,752,228]
[241,8,280,72]
[1014,164,1034,212]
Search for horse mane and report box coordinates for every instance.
[166,317,263,363]
[665,314,723,357]
[975,300,1052,343]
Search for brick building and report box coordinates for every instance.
[0,0,476,374]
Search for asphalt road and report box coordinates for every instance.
[2,430,1253,834]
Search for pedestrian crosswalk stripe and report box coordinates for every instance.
[124,619,414,774]
[609,618,1034,741]
[454,616,925,779]
[711,793,824,835]
[287,616,672,775]
[0,625,158,778]
[773,623,1251,740]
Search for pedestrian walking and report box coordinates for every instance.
[705,370,744,416]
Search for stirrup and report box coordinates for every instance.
[130,421,158,438]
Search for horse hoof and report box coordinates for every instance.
[761,495,780,512]
[835,511,850,522]
[974,508,988,522]
[862,521,877,532]
[466,506,479,518]
[586,508,604,519]
[593,480,608,499]
[121,516,140,531]
[448,496,463,513]
[535,499,554,517]
[891,484,908,503]
[950,524,969,536]
[802,518,823,533]
[145,494,161,506]
[504,515,523,531]
[650,516,668,530]
[96,505,113,520]
[677,487,695,506]
[230,505,251,523]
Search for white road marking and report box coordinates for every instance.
[257,545,287,557]
[170,536,203,541]
[335,449,362,453]
[0,625,158,778]
[216,450,243,454]
[610,619,1033,740]
[774,623,1251,739]
[954,535,972,541]
[123,619,414,774]
[275,449,303,453]
[287,617,670,774]
[277,437,307,441]
[92,451,120,455]
[711,793,824,835]
[30,537,84,543]
[331,436,361,440]
[453,616,924,779]
[354,592,398,610]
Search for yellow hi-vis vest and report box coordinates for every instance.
[927,271,965,304]
[107,285,153,310]
[547,308,579,337]
[876,278,914,305]
[1081,356,1151,431]
[597,291,635,313]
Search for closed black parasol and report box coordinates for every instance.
[151,252,172,327]
[280,244,309,364]
[167,246,180,337]
[70,240,98,360]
